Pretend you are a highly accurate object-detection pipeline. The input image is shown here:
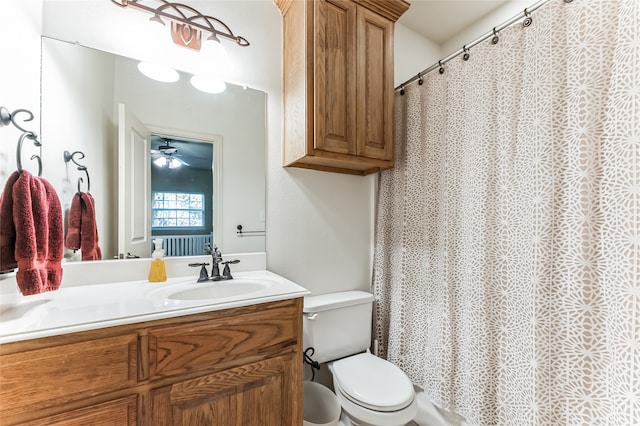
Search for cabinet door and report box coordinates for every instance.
[22,396,137,426]
[149,353,301,426]
[0,333,138,419]
[356,6,394,160]
[314,0,357,155]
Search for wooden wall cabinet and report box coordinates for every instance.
[276,0,410,175]
[0,298,302,426]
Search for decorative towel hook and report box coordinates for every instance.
[16,133,43,176]
[1,106,42,176]
[523,8,532,27]
[64,150,91,192]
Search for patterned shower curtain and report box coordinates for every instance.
[373,0,639,424]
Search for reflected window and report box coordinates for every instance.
[152,191,205,229]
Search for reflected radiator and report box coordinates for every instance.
[160,234,213,257]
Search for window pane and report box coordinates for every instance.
[152,191,206,230]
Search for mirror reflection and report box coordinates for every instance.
[150,135,215,258]
[40,36,266,261]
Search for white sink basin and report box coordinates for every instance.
[167,280,270,301]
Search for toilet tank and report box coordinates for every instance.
[303,291,375,364]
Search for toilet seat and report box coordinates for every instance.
[331,353,414,412]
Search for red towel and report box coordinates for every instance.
[79,192,101,261]
[9,171,63,295]
[65,192,101,261]
[0,171,20,272]
[65,192,82,251]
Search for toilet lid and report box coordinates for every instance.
[332,353,414,412]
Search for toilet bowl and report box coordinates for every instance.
[329,353,417,426]
[303,291,418,426]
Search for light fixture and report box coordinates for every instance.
[112,0,249,83]
[200,34,231,74]
[137,61,180,82]
[168,158,182,169]
[153,156,167,167]
[151,139,189,168]
[190,74,226,94]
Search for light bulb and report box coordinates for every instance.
[190,74,226,94]
[138,62,180,83]
[200,34,231,75]
[168,158,182,169]
[154,156,168,167]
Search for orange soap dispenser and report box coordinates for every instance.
[148,238,167,282]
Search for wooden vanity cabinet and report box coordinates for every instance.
[276,0,410,175]
[0,298,303,426]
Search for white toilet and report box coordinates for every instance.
[303,291,418,426]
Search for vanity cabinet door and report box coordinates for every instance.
[0,332,138,421]
[149,353,301,426]
[22,395,138,426]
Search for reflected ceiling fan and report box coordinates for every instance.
[151,139,190,169]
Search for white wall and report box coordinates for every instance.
[441,0,535,57]
[3,1,436,297]
[41,38,117,259]
[0,0,43,185]
[394,23,441,87]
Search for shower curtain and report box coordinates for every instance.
[373,0,639,424]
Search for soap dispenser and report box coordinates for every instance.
[148,238,167,282]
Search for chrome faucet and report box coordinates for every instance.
[202,244,239,281]
[209,245,223,279]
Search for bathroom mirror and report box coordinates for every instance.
[40,36,266,260]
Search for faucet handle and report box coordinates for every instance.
[204,243,212,255]
[189,262,210,282]
[221,259,240,279]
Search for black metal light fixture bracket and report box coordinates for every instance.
[111,0,250,49]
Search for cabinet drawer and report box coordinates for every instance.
[23,395,137,426]
[148,302,299,380]
[0,333,138,418]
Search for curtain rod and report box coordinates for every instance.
[395,0,570,92]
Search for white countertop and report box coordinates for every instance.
[0,270,309,344]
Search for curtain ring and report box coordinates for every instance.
[491,27,499,44]
[523,8,532,27]
[438,60,445,74]
[564,0,573,3]
[418,73,424,85]
[462,45,470,61]
[400,84,405,95]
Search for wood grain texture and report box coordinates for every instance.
[277,0,406,175]
[148,304,297,379]
[357,7,394,160]
[150,354,299,426]
[314,0,357,155]
[21,395,138,426]
[0,333,138,418]
[356,0,410,22]
[0,298,303,425]
[282,0,310,166]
